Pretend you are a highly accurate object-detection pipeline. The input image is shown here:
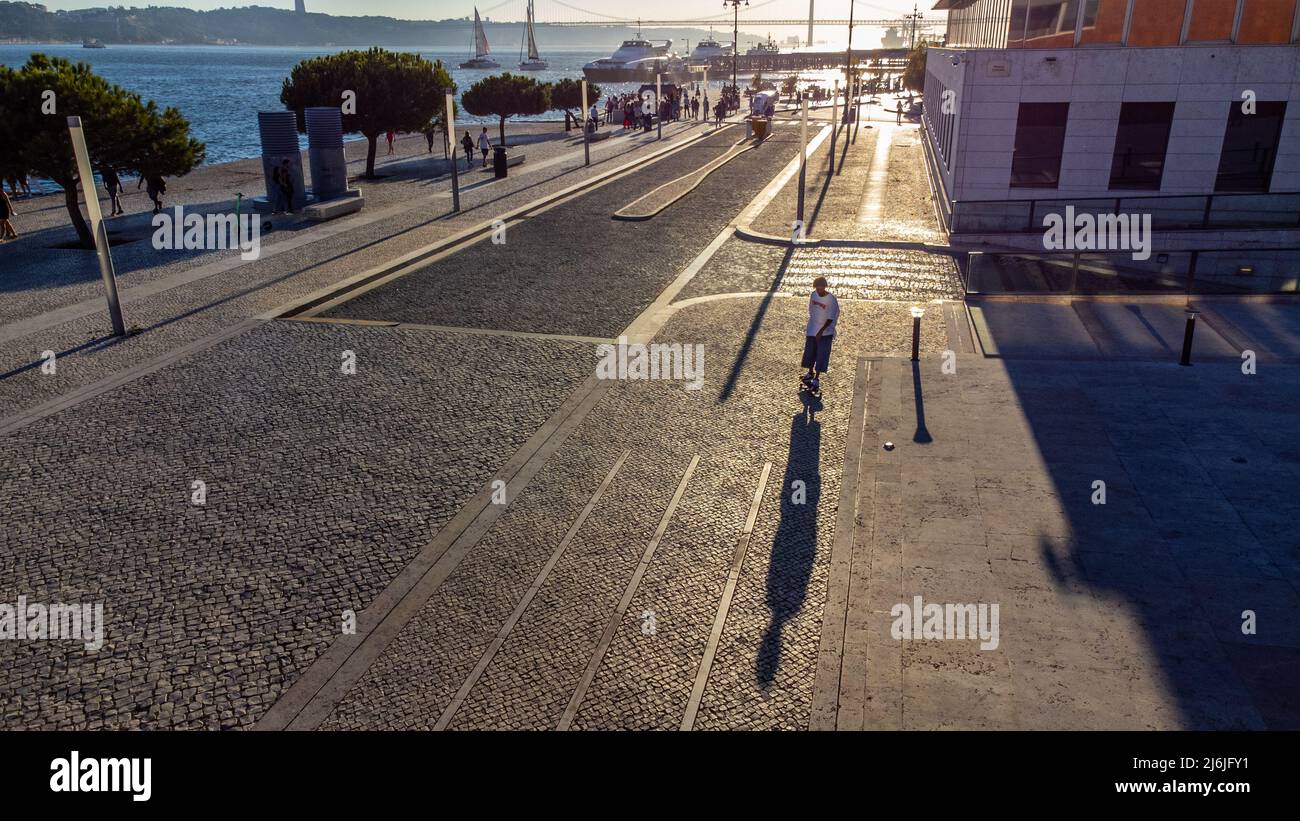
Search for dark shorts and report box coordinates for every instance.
[801,334,834,372]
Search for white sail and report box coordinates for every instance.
[473,8,490,58]
[526,2,539,60]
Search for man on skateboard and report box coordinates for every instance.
[801,277,839,395]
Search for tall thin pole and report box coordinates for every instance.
[581,79,591,165]
[67,116,124,336]
[656,73,663,139]
[843,0,855,125]
[797,96,807,228]
[807,0,814,48]
[445,92,460,212]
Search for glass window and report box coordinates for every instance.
[1011,102,1070,188]
[1078,0,1128,44]
[1110,102,1176,190]
[1024,0,1082,42]
[1215,101,1287,193]
[1236,0,1296,44]
[1009,0,1031,46]
[1186,0,1236,41]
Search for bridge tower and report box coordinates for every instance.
[294,0,305,13]
[806,0,814,47]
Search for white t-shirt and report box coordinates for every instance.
[806,291,839,336]
[478,132,490,150]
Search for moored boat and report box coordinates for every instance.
[460,8,501,69]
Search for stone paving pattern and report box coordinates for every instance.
[0,323,588,728]
[325,297,951,730]
[321,127,805,337]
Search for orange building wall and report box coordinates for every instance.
[1127,0,1190,44]
[1079,0,1129,43]
[1186,0,1237,40]
[1236,0,1298,42]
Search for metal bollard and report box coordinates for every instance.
[911,306,924,362]
[1180,308,1198,366]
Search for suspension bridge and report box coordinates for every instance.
[452,0,944,45]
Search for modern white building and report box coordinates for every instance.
[921,1,1300,293]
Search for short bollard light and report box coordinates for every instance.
[1180,308,1199,367]
[910,306,925,362]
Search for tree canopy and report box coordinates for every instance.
[547,78,601,115]
[902,42,927,94]
[281,47,454,178]
[460,73,550,146]
[0,53,205,247]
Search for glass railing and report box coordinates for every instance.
[951,192,1300,234]
[964,248,1300,295]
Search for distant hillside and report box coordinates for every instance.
[0,2,766,49]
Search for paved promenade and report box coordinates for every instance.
[1,96,1296,730]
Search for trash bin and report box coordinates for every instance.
[493,145,508,179]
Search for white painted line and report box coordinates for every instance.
[679,461,773,731]
[434,449,631,731]
[557,454,701,730]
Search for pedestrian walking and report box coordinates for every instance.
[102,168,124,216]
[800,277,839,395]
[478,127,491,167]
[0,187,17,241]
[461,131,475,169]
[425,128,435,153]
[386,130,396,155]
[139,173,166,214]
[895,102,903,125]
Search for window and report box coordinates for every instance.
[1025,0,1081,41]
[1011,102,1070,188]
[1215,101,1287,192]
[1078,0,1128,44]
[1110,102,1176,190]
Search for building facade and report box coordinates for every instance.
[922,0,1300,292]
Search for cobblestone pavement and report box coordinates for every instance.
[320,126,806,337]
[323,297,950,730]
[0,322,589,729]
[0,119,715,420]
[1,94,972,731]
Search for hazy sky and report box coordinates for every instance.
[38,0,931,23]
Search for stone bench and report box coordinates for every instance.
[303,193,364,221]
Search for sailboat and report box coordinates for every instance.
[460,7,500,69]
[518,0,547,71]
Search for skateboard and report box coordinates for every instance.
[799,373,822,398]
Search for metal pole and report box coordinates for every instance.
[1180,310,1198,366]
[66,116,124,336]
[656,73,663,140]
[843,0,855,124]
[581,79,591,165]
[445,92,460,212]
[798,96,807,228]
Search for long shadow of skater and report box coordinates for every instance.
[757,407,822,688]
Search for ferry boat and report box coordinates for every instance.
[82,37,107,49]
[689,30,733,62]
[460,8,501,69]
[518,0,547,70]
[746,34,779,56]
[583,33,688,82]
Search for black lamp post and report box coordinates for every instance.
[723,0,747,109]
